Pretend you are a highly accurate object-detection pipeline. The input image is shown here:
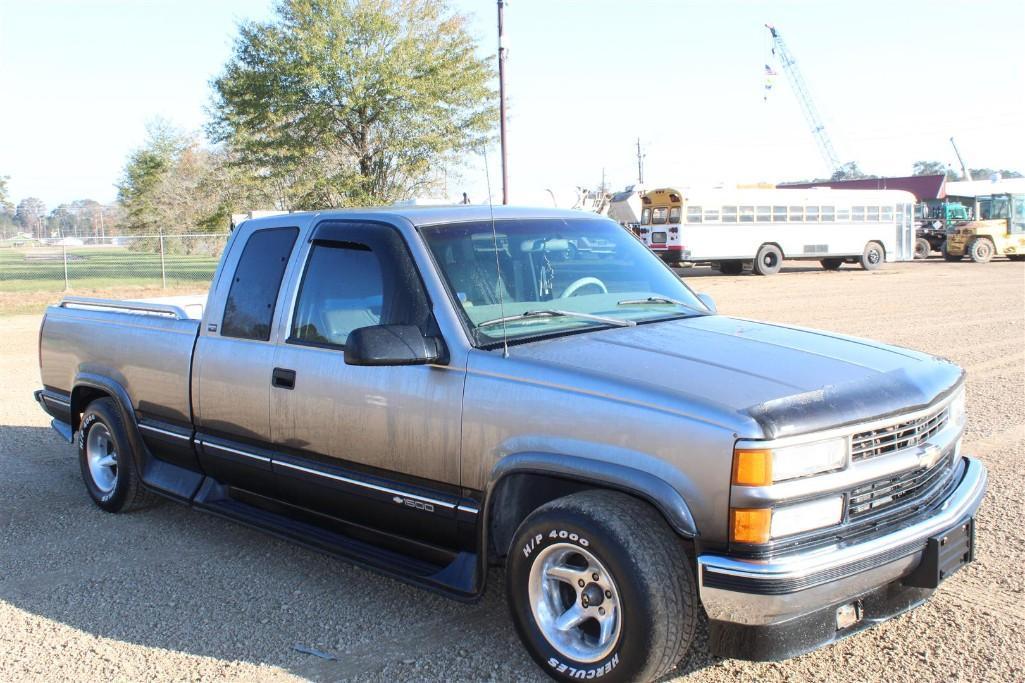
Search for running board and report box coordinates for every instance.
[192,478,480,600]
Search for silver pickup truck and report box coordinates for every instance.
[35,207,986,682]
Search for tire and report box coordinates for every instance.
[914,238,931,260]
[717,260,744,275]
[819,258,843,271]
[941,242,963,262]
[506,491,697,683]
[78,398,155,513]
[752,244,782,276]
[968,238,994,263]
[860,241,884,271]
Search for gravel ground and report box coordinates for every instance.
[1,257,1022,682]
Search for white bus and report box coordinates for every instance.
[638,187,916,274]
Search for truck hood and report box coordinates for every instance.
[509,315,963,438]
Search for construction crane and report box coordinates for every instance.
[765,23,842,174]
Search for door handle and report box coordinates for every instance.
[272,367,296,390]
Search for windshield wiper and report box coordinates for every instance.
[477,309,636,330]
[616,296,708,316]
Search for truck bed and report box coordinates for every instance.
[39,295,205,426]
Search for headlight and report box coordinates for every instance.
[732,437,847,485]
[730,495,844,543]
[948,388,966,428]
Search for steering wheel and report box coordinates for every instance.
[560,276,608,298]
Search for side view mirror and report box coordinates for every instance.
[697,293,717,313]
[344,325,442,366]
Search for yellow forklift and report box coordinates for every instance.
[943,193,1025,263]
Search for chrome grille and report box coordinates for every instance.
[847,450,954,519]
[851,405,949,462]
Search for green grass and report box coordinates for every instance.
[0,246,222,292]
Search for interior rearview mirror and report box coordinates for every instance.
[697,293,717,313]
[344,325,442,366]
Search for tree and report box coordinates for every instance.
[209,0,496,209]
[0,176,12,216]
[14,197,47,238]
[967,168,1024,180]
[830,162,875,181]
[117,119,272,250]
[912,160,959,180]
[0,176,14,239]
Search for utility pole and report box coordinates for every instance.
[949,137,971,181]
[497,1,509,204]
[636,138,645,185]
[600,168,607,193]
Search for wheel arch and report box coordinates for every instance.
[71,372,201,502]
[483,452,699,562]
[757,241,785,258]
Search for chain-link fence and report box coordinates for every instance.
[0,233,230,293]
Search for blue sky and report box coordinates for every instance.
[1,0,1022,208]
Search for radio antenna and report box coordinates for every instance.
[481,145,510,358]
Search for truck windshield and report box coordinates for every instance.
[421,217,709,345]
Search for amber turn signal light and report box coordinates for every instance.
[730,507,772,544]
[732,448,773,486]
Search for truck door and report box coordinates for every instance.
[193,225,300,497]
[268,220,465,553]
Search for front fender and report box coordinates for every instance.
[487,452,698,538]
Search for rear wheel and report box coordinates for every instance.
[752,244,782,276]
[717,260,744,275]
[507,491,697,683]
[914,238,931,260]
[860,241,884,271]
[78,398,155,513]
[819,258,843,271]
[968,238,994,263]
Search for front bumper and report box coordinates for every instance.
[697,455,987,660]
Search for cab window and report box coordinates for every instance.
[651,207,669,224]
[289,223,431,349]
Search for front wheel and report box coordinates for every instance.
[507,491,697,683]
[968,238,994,263]
[860,241,884,271]
[752,244,783,276]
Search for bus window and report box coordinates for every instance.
[641,208,651,224]
[881,206,893,221]
[806,206,820,222]
[756,206,771,222]
[837,208,850,221]
[789,206,804,222]
[722,206,738,223]
[651,207,668,224]
[704,208,720,222]
[867,206,880,221]
[852,206,866,221]
[821,206,835,221]
[669,207,682,223]
[686,206,702,223]
[772,206,787,222]
[739,206,755,222]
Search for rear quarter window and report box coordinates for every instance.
[221,227,299,341]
